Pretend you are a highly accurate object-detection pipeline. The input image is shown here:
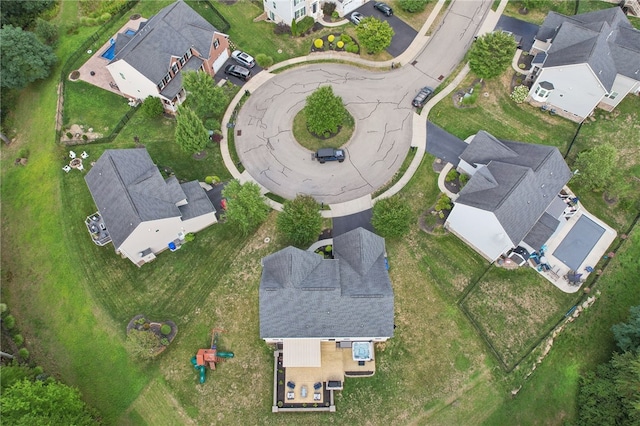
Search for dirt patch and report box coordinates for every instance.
[61,123,103,143]
[419,207,449,235]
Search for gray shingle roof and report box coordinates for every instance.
[85,148,212,249]
[178,181,216,220]
[111,0,218,85]
[259,228,394,339]
[535,7,640,90]
[455,132,572,246]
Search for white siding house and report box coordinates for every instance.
[263,0,321,24]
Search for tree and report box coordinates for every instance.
[573,143,617,192]
[0,25,57,90]
[0,0,55,28]
[125,329,160,360]
[291,18,298,36]
[222,180,270,236]
[399,0,429,13]
[139,96,164,118]
[372,196,413,239]
[181,70,228,119]
[175,107,209,153]
[355,17,394,54]
[468,31,517,79]
[33,18,58,46]
[305,86,347,136]
[0,378,97,425]
[612,305,640,353]
[277,195,322,247]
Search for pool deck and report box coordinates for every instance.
[532,188,617,293]
[76,17,147,96]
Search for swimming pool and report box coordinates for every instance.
[101,43,116,60]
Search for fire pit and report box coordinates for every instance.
[70,158,83,169]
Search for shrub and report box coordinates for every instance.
[459,173,469,185]
[372,196,413,239]
[184,233,196,242]
[337,40,344,49]
[160,338,169,346]
[274,22,291,35]
[314,38,323,49]
[13,334,24,346]
[331,11,339,19]
[346,42,359,53]
[297,16,315,35]
[518,63,526,69]
[340,34,352,44]
[291,18,298,36]
[510,85,529,103]
[66,132,73,139]
[4,315,16,330]
[255,53,274,68]
[399,0,429,13]
[435,193,452,212]
[82,134,88,141]
[140,96,164,118]
[205,176,214,184]
[34,18,58,46]
[0,303,6,313]
[322,2,336,16]
[445,169,458,182]
[160,324,171,335]
[18,348,29,360]
[328,34,335,43]
[211,132,223,143]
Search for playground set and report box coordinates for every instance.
[190,328,234,384]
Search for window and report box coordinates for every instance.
[534,85,550,98]
[293,0,303,5]
[272,2,276,8]
[119,73,126,80]
[157,81,165,90]
[606,91,618,100]
[179,57,186,66]
[295,6,306,19]
[213,38,220,49]
[171,63,178,74]
[186,50,192,59]
[164,73,171,84]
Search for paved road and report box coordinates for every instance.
[234,0,492,204]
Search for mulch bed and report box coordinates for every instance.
[126,314,178,355]
[419,207,449,235]
[444,175,461,194]
[452,79,485,109]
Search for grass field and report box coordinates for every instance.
[2,1,640,425]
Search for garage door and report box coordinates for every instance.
[212,48,229,74]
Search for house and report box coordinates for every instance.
[526,7,640,122]
[259,227,394,411]
[263,0,366,24]
[106,0,230,112]
[444,131,573,262]
[85,148,217,266]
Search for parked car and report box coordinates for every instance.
[315,148,345,164]
[412,86,434,108]
[231,50,256,68]
[350,11,364,25]
[224,64,251,81]
[373,2,393,16]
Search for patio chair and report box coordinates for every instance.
[286,381,295,390]
[69,151,76,159]
[313,382,322,390]
[62,165,71,173]
[287,391,294,400]
[77,163,84,171]
[314,392,321,401]
[81,151,89,159]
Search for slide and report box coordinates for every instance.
[217,351,235,358]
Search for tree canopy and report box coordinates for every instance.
[371,195,413,239]
[182,70,228,119]
[0,0,55,28]
[0,25,57,90]
[573,143,618,192]
[468,31,517,79]
[0,378,98,425]
[398,0,430,13]
[277,194,323,247]
[305,86,347,136]
[222,180,270,236]
[613,305,640,353]
[175,107,209,153]
[355,17,394,54]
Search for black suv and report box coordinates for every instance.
[315,148,345,164]
[224,64,251,81]
[374,2,393,16]
[412,86,434,108]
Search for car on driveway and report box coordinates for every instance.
[231,50,255,68]
[373,2,393,16]
[412,86,434,108]
[224,64,251,81]
[350,11,364,25]
[316,148,345,164]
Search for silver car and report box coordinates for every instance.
[350,12,364,25]
[231,50,255,68]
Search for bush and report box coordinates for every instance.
[314,38,323,49]
[510,85,529,103]
[297,16,315,35]
[274,22,291,35]
[160,338,169,346]
[140,96,164,118]
[98,13,111,23]
[435,193,452,212]
[66,132,73,139]
[332,11,339,19]
[372,196,413,239]
[337,40,344,49]
[4,315,16,330]
[18,348,29,360]
[445,169,458,182]
[291,18,298,36]
[328,34,335,43]
[160,324,171,335]
[322,2,336,15]
[0,303,6,313]
[34,18,58,46]
[340,34,352,44]
[185,232,196,242]
[81,134,88,141]
[205,176,214,184]
[346,42,359,53]
[255,53,274,68]
[13,334,24,346]
[399,0,429,13]
[459,173,469,185]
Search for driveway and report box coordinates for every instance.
[348,4,417,57]
[332,209,374,236]
[215,58,264,86]
[495,15,540,52]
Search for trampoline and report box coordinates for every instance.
[552,216,605,271]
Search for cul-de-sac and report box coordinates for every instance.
[1,0,639,424]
